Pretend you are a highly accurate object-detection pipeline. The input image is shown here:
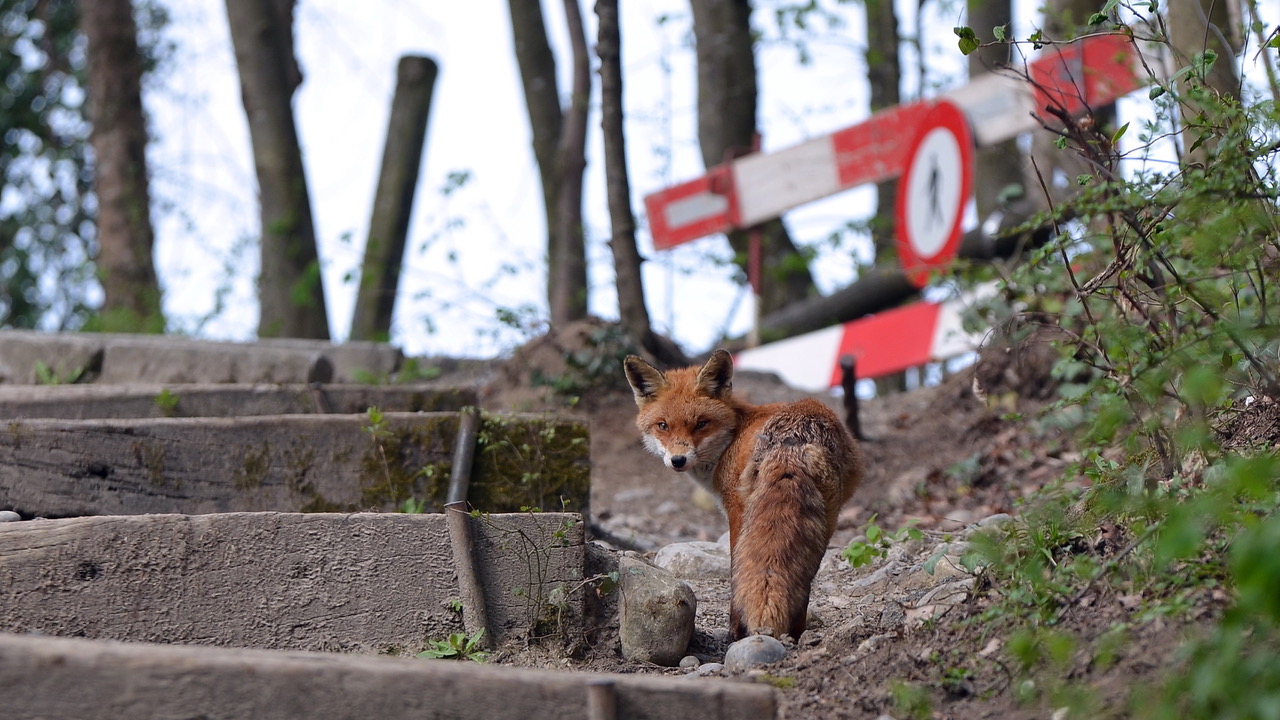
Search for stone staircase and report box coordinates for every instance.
[0,330,776,720]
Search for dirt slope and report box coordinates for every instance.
[461,323,1230,719]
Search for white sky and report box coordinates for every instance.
[145,0,984,358]
[142,1,1277,360]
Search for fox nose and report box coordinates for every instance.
[670,455,687,469]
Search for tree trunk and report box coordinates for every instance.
[1167,0,1242,166]
[348,56,438,343]
[506,0,590,327]
[551,0,590,325]
[225,0,330,339]
[689,0,814,315]
[80,0,164,333]
[864,0,901,262]
[1026,0,1112,209]
[967,0,1023,222]
[595,0,686,365]
[862,0,908,391]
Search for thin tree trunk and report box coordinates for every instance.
[967,0,1023,221]
[225,0,330,339]
[595,0,686,365]
[81,0,164,333]
[506,0,590,327]
[689,0,814,315]
[864,0,901,263]
[1026,0,1112,210]
[863,0,905,391]
[1167,0,1242,166]
[349,56,438,343]
[551,0,590,325]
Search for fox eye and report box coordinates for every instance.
[656,421,669,431]
[694,419,709,430]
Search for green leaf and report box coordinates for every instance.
[1088,12,1108,25]
[1194,50,1218,78]
[866,523,882,544]
[992,24,1007,42]
[953,26,979,55]
[923,546,947,575]
[1111,121,1130,146]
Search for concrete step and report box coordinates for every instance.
[0,382,475,419]
[0,632,778,720]
[0,412,589,518]
[0,330,404,385]
[0,511,585,652]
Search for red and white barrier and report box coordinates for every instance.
[733,286,993,392]
[646,36,1141,390]
[644,35,1141,250]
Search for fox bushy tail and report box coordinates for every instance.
[731,441,834,640]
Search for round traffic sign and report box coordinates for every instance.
[894,100,973,288]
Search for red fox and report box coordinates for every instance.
[624,349,864,641]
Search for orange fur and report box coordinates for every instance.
[624,349,864,640]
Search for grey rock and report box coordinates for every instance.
[618,555,696,666]
[653,540,731,579]
[0,510,20,522]
[679,655,700,669]
[683,661,726,679]
[724,634,787,670]
[976,512,1013,529]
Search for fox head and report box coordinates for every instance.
[622,350,741,485]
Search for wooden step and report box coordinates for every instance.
[0,511,585,651]
[0,330,404,385]
[0,632,778,720]
[0,412,589,518]
[0,383,475,420]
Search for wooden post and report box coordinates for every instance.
[587,679,618,720]
[446,408,491,649]
[349,55,439,342]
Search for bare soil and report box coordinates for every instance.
[454,321,1248,719]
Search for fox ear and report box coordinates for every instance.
[623,355,666,407]
[696,349,734,399]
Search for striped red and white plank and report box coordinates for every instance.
[733,285,995,391]
[645,34,1142,249]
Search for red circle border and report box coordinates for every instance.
[894,100,974,289]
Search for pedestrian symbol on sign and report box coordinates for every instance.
[895,100,973,288]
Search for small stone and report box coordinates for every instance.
[679,655,700,669]
[976,513,1013,529]
[724,634,788,670]
[0,511,20,522]
[696,662,724,676]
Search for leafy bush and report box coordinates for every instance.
[952,13,1280,718]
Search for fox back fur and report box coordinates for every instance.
[624,349,864,640]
